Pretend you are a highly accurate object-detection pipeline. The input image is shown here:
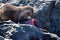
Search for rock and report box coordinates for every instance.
[5,24,43,40]
[0,21,43,40]
[0,36,4,40]
[0,21,59,40]
[50,1,60,36]
[33,1,56,30]
[42,32,60,40]
[4,24,60,40]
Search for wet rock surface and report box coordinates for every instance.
[0,21,59,40]
[0,0,60,40]
[50,1,60,35]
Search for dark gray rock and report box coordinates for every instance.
[10,24,43,40]
[0,36,4,40]
[0,21,43,40]
[33,1,56,30]
[0,21,60,40]
[50,1,60,35]
[42,32,60,40]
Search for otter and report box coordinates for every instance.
[0,3,33,22]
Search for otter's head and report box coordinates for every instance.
[16,6,34,20]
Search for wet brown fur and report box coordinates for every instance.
[0,3,34,21]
